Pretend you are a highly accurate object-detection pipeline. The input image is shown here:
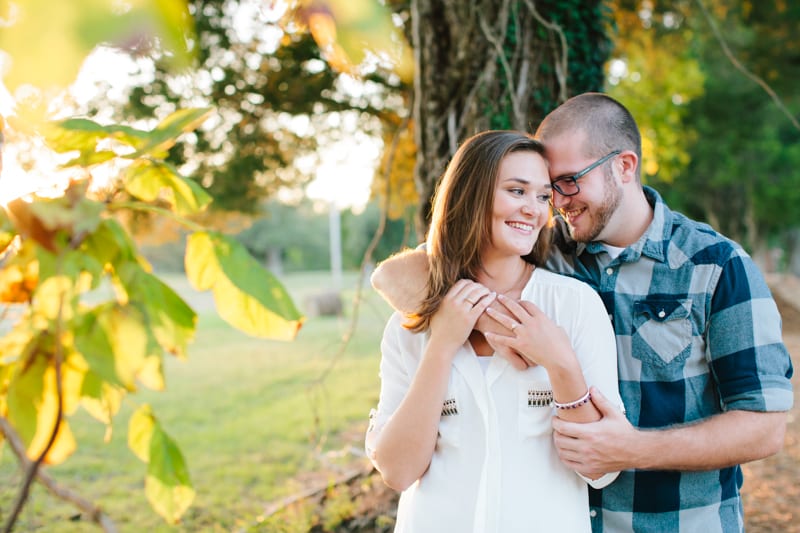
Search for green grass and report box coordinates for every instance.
[0,271,394,532]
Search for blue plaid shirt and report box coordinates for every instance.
[546,186,794,533]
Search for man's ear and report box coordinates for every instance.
[617,151,639,184]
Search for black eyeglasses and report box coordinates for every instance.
[550,150,621,197]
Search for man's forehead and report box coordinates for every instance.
[542,131,588,168]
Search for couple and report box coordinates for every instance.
[365,93,794,532]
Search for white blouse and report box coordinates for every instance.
[366,268,623,533]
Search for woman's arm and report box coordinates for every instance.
[485,295,601,424]
[369,280,495,491]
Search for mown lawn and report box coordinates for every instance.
[0,271,393,532]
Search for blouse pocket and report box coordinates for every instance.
[517,380,554,439]
[631,298,693,368]
[437,394,461,447]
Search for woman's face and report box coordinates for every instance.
[486,151,552,259]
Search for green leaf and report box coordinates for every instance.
[124,159,212,216]
[128,108,213,159]
[6,350,77,464]
[0,0,196,92]
[28,195,105,236]
[74,304,149,391]
[185,232,304,340]
[128,404,156,463]
[63,150,118,168]
[145,423,195,524]
[80,371,124,426]
[117,263,197,358]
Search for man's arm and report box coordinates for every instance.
[552,387,788,474]
[371,248,531,369]
[370,248,429,314]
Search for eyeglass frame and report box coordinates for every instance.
[550,150,622,197]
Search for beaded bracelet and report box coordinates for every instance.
[552,390,591,410]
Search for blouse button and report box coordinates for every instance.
[658,310,666,318]
[590,510,597,518]
[605,267,613,275]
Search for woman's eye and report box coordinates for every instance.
[509,188,524,196]
[537,193,553,203]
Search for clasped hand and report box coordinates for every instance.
[481,294,573,371]
[428,280,496,350]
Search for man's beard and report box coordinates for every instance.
[567,171,622,243]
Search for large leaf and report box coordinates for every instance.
[128,405,194,523]
[46,118,151,155]
[83,218,141,271]
[117,263,197,358]
[6,353,79,464]
[145,424,195,524]
[128,404,156,463]
[0,0,195,92]
[123,159,212,216]
[185,232,304,340]
[80,371,124,429]
[73,304,149,391]
[128,108,214,159]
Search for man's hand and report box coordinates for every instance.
[370,249,429,313]
[551,386,638,475]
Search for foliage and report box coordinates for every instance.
[606,0,705,182]
[658,0,800,253]
[0,107,304,526]
[383,0,614,235]
[0,271,389,531]
[609,1,800,254]
[0,0,195,92]
[106,0,411,216]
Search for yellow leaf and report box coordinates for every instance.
[145,425,194,524]
[128,404,156,463]
[80,372,125,426]
[212,274,303,341]
[8,357,77,465]
[136,355,166,391]
[32,275,74,321]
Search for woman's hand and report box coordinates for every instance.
[428,280,495,353]
[483,294,573,369]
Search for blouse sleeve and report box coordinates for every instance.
[365,312,416,462]
[569,282,624,489]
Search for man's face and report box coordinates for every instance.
[544,131,622,244]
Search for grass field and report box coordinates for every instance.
[0,270,394,532]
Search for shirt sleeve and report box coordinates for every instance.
[567,281,624,489]
[707,251,794,412]
[365,312,415,461]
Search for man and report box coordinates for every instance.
[370,92,793,532]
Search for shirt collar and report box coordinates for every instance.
[571,186,672,263]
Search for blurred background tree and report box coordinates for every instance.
[48,0,798,269]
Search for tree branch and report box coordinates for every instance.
[522,0,568,103]
[0,417,118,533]
[695,0,800,131]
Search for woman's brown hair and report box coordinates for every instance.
[405,130,552,332]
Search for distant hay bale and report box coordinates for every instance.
[304,290,344,317]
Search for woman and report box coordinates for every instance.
[365,131,622,532]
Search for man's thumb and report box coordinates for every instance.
[590,386,615,416]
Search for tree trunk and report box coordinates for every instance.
[407,0,612,237]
